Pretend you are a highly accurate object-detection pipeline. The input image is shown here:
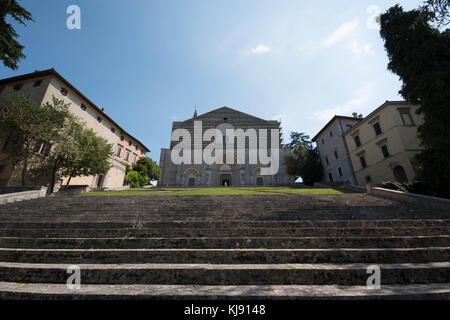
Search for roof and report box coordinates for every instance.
[179,106,277,124]
[0,69,150,152]
[311,115,361,142]
[342,100,413,137]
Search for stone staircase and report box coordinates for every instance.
[0,193,449,299]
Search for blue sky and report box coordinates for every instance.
[1,0,423,162]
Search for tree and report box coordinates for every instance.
[421,0,450,26]
[0,93,71,186]
[0,0,33,70]
[379,5,450,198]
[132,156,161,181]
[32,121,114,193]
[125,170,148,188]
[283,132,323,185]
[61,128,113,187]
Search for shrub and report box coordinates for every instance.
[125,171,148,188]
[380,181,408,192]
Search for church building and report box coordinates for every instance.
[159,107,292,186]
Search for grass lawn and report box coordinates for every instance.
[79,186,359,196]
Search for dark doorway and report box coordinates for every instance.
[188,178,195,186]
[220,174,231,186]
[257,177,264,186]
[97,175,105,188]
[393,166,408,183]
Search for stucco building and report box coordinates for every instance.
[159,107,292,186]
[312,115,362,184]
[343,101,424,186]
[0,69,150,190]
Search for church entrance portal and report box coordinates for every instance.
[220,174,231,186]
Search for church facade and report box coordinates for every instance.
[159,107,292,187]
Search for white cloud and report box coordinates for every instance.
[251,44,271,54]
[352,41,374,55]
[323,19,360,47]
[310,83,375,122]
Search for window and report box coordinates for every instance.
[97,116,102,123]
[80,104,87,111]
[13,84,23,91]
[111,127,116,133]
[325,156,329,165]
[329,131,333,137]
[125,150,130,161]
[365,175,372,183]
[129,141,132,146]
[398,108,415,126]
[338,167,343,177]
[0,164,5,174]
[381,145,390,158]
[360,156,367,169]
[328,173,334,183]
[373,122,382,136]
[33,80,42,87]
[132,154,137,164]
[321,139,325,145]
[354,135,361,147]
[116,145,123,157]
[60,87,68,96]
[120,136,124,141]
[334,150,338,159]
[34,140,52,157]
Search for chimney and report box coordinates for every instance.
[101,108,105,113]
[358,114,363,119]
[352,112,358,118]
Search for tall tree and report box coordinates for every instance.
[0,93,71,185]
[283,132,323,185]
[379,5,450,198]
[132,156,161,181]
[0,0,33,70]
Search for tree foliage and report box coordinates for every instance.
[0,93,71,185]
[380,5,450,198]
[125,170,148,188]
[0,0,33,70]
[283,132,323,185]
[33,122,114,193]
[421,0,450,26]
[132,156,161,181]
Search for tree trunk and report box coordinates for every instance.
[50,157,60,194]
[21,158,28,186]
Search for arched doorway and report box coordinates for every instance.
[220,174,231,186]
[393,165,408,183]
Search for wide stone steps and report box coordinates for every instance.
[1,236,449,249]
[0,194,449,299]
[0,248,449,264]
[1,282,450,300]
[1,227,449,238]
[1,262,450,285]
[1,220,449,228]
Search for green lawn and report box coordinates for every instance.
[79,186,359,196]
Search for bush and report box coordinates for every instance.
[380,181,408,192]
[125,171,149,188]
